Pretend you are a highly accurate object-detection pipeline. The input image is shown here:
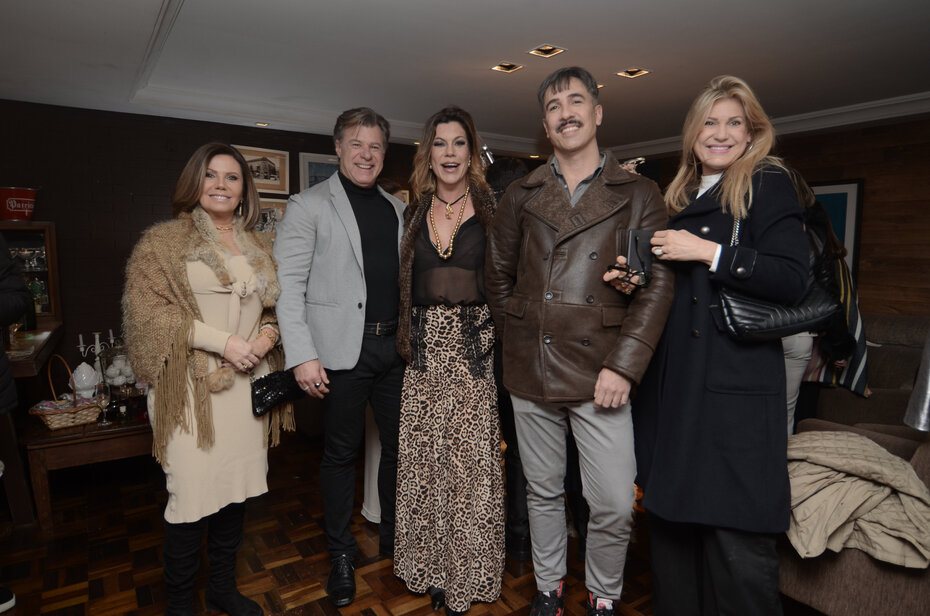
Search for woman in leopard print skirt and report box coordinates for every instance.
[394,106,505,616]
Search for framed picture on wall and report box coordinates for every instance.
[233,145,289,194]
[811,180,863,280]
[299,152,340,190]
[256,198,288,240]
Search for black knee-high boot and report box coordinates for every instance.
[163,518,205,616]
[204,502,262,616]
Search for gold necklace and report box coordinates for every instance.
[215,223,234,232]
[428,186,469,260]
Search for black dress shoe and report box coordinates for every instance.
[326,554,356,607]
[445,605,467,616]
[427,586,446,611]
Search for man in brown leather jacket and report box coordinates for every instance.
[486,67,673,616]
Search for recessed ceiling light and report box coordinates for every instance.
[528,44,565,58]
[255,122,270,127]
[616,68,650,79]
[413,141,420,145]
[529,155,541,159]
[491,62,524,73]
[597,84,605,89]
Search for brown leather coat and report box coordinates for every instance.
[485,154,673,402]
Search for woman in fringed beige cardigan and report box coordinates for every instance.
[123,143,293,616]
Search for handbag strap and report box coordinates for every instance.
[729,217,741,247]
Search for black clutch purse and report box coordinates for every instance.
[250,369,305,417]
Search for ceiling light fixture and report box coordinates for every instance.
[616,68,650,79]
[597,84,605,89]
[528,44,565,58]
[491,62,523,73]
[255,121,270,127]
[529,155,540,159]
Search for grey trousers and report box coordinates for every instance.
[511,395,636,599]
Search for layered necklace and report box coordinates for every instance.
[429,185,470,260]
[435,192,467,219]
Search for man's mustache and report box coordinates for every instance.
[557,119,582,133]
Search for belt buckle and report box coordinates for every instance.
[374,322,383,335]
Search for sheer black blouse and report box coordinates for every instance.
[412,216,486,306]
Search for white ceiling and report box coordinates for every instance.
[2,0,930,158]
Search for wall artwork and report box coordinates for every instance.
[299,152,339,191]
[811,180,863,280]
[233,145,290,194]
[256,198,288,241]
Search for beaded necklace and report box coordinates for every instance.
[428,185,470,260]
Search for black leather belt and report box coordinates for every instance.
[363,319,397,336]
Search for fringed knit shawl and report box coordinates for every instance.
[396,184,495,362]
[122,207,294,463]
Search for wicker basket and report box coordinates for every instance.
[29,354,100,430]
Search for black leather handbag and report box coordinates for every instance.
[714,217,842,342]
[250,369,305,417]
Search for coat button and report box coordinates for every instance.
[582,338,590,346]
[357,302,363,309]
[691,329,701,338]
[700,226,711,235]
[543,335,552,344]
[736,266,747,276]
[691,296,698,304]
[544,291,553,300]
[589,252,598,260]
[586,295,595,304]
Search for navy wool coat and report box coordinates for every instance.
[633,166,809,533]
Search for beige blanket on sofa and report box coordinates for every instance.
[787,430,930,568]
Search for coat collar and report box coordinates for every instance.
[520,153,638,242]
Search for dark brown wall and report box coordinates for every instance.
[650,115,930,317]
[0,100,415,380]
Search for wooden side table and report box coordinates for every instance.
[20,416,154,529]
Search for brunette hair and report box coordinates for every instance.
[171,143,261,229]
[409,106,490,202]
[537,66,599,111]
[665,75,785,219]
[333,107,390,147]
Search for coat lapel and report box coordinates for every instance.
[327,173,365,270]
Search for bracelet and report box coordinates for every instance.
[258,326,278,346]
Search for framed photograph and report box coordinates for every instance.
[256,198,288,240]
[810,180,863,280]
[233,145,289,194]
[299,152,340,191]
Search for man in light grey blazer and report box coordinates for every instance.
[274,107,406,608]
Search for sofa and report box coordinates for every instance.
[779,312,930,615]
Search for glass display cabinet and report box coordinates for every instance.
[0,220,62,329]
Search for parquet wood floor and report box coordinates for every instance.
[0,429,822,615]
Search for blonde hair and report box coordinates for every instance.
[410,106,490,203]
[665,75,785,219]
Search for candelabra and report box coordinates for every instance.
[76,329,119,381]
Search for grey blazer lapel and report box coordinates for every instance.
[327,173,364,270]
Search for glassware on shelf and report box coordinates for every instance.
[95,381,112,427]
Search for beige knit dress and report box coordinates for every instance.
[150,255,271,524]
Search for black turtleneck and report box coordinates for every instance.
[338,171,400,323]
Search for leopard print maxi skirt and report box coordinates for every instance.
[394,304,505,612]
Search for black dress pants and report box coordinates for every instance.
[495,340,530,545]
[647,512,783,616]
[319,332,404,557]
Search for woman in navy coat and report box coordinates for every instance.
[629,76,809,615]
